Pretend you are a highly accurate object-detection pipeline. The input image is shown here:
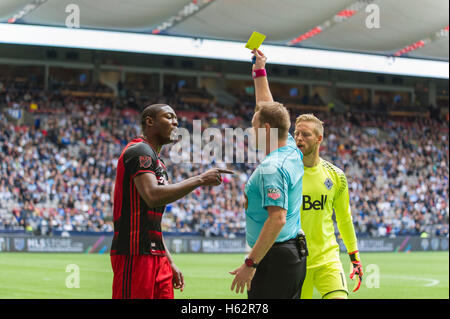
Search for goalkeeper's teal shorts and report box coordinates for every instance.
[300,260,348,299]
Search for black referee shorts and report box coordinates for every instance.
[247,238,307,299]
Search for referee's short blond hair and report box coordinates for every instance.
[295,113,324,137]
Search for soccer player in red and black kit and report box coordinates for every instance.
[111,103,234,299]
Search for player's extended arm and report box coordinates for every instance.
[247,206,287,264]
[134,173,202,207]
[333,173,363,292]
[252,49,274,104]
[134,168,234,207]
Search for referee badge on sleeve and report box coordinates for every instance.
[267,188,281,200]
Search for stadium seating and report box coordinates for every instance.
[0,79,448,239]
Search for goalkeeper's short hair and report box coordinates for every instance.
[295,113,324,137]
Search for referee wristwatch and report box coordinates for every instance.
[245,257,258,268]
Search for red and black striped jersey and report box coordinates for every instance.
[111,137,168,256]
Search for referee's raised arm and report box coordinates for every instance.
[252,49,273,104]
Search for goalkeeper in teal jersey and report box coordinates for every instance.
[294,114,363,299]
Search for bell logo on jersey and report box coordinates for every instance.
[302,195,327,211]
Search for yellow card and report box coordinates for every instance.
[245,31,266,50]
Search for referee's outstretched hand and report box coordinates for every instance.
[199,168,235,186]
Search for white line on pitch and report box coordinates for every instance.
[382,275,440,287]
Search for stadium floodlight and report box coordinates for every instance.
[0,23,448,79]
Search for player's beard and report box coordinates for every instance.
[301,143,318,157]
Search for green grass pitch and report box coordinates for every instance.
[0,252,448,299]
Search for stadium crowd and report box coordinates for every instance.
[0,78,448,238]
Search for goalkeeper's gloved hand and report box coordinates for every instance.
[349,250,363,292]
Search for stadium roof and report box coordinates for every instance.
[0,0,448,61]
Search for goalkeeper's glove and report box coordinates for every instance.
[349,250,363,292]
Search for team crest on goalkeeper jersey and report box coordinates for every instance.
[324,178,333,190]
[267,188,281,200]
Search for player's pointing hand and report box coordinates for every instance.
[200,168,235,186]
[217,168,235,175]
